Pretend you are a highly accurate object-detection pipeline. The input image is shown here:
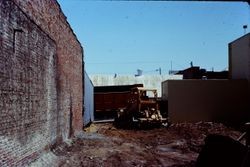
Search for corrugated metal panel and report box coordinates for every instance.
[84,71,94,126]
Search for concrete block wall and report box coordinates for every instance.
[12,0,84,139]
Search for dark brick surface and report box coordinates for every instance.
[0,0,84,166]
[13,0,84,138]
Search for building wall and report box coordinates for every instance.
[229,33,250,80]
[12,0,84,139]
[0,1,58,166]
[84,71,94,126]
[0,0,83,166]
[162,80,249,127]
[229,33,250,125]
[90,74,182,97]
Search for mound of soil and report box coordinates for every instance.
[53,122,241,167]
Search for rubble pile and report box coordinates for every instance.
[53,122,241,167]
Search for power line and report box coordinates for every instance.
[86,61,169,65]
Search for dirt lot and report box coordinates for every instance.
[53,122,241,167]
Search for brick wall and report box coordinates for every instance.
[12,0,84,139]
[0,0,84,166]
[0,0,58,166]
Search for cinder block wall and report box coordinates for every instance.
[162,80,249,127]
[12,0,84,138]
[0,0,83,166]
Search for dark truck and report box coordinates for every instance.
[94,84,143,120]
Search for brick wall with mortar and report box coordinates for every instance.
[12,0,84,139]
[0,0,84,166]
[0,0,58,166]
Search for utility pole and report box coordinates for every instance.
[171,61,172,72]
[156,68,162,75]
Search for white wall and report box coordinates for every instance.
[229,33,250,80]
[84,72,94,126]
[90,74,182,97]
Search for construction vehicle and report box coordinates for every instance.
[114,87,167,128]
[94,84,143,120]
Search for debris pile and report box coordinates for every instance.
[51,122,241,167]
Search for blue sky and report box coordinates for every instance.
[57,1,250,75]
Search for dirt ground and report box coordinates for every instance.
[53,122,241,167]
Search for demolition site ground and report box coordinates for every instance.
[52,122,241,167]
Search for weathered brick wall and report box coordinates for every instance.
[0,0,58,166]
[12,0,84,139]
[0,0,84,166]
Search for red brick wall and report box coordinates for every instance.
[0,0,84,166]
[0,0,58,166]
[12,0,84,139]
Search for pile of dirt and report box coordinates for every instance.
[53,122,241,167]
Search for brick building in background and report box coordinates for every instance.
[0,0,84,166]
